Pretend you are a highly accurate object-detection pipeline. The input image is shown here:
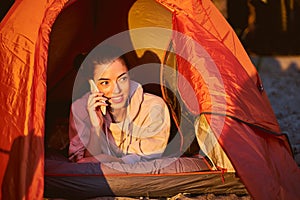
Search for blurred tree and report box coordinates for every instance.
[227,0,250,38]
[243,0,300,55]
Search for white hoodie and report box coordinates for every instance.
[68,81,171,164]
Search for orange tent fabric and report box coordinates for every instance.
[158,0,279,132]
[158,0,300,199]
[0,0,67,199]
[0,0,299,199]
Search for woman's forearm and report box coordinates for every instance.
[85,126,104,157]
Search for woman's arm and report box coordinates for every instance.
[68,104,89,162]
[68,93,106,162]
[69,93,123,163]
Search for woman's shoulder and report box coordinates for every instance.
[143,93,167,106]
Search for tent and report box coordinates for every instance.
[0,0,300,199]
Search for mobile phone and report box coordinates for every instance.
[88,79,106,115]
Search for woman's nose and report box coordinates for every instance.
[112,82,121,94]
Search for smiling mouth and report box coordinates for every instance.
[110,95,124,104]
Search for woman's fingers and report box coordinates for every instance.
[87,93,108,111]
[87,92,107,127]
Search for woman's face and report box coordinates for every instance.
[93,58,130,111]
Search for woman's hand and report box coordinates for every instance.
[87,92,108,128]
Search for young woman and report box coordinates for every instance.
[68,46,171,164]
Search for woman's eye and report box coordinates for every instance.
[99,81,109,86]
[119,76,128,82]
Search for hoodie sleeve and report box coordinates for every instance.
[68,94,91,162]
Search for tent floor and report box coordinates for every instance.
[44,150,248,199]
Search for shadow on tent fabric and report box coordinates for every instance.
[1,131,42,199]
